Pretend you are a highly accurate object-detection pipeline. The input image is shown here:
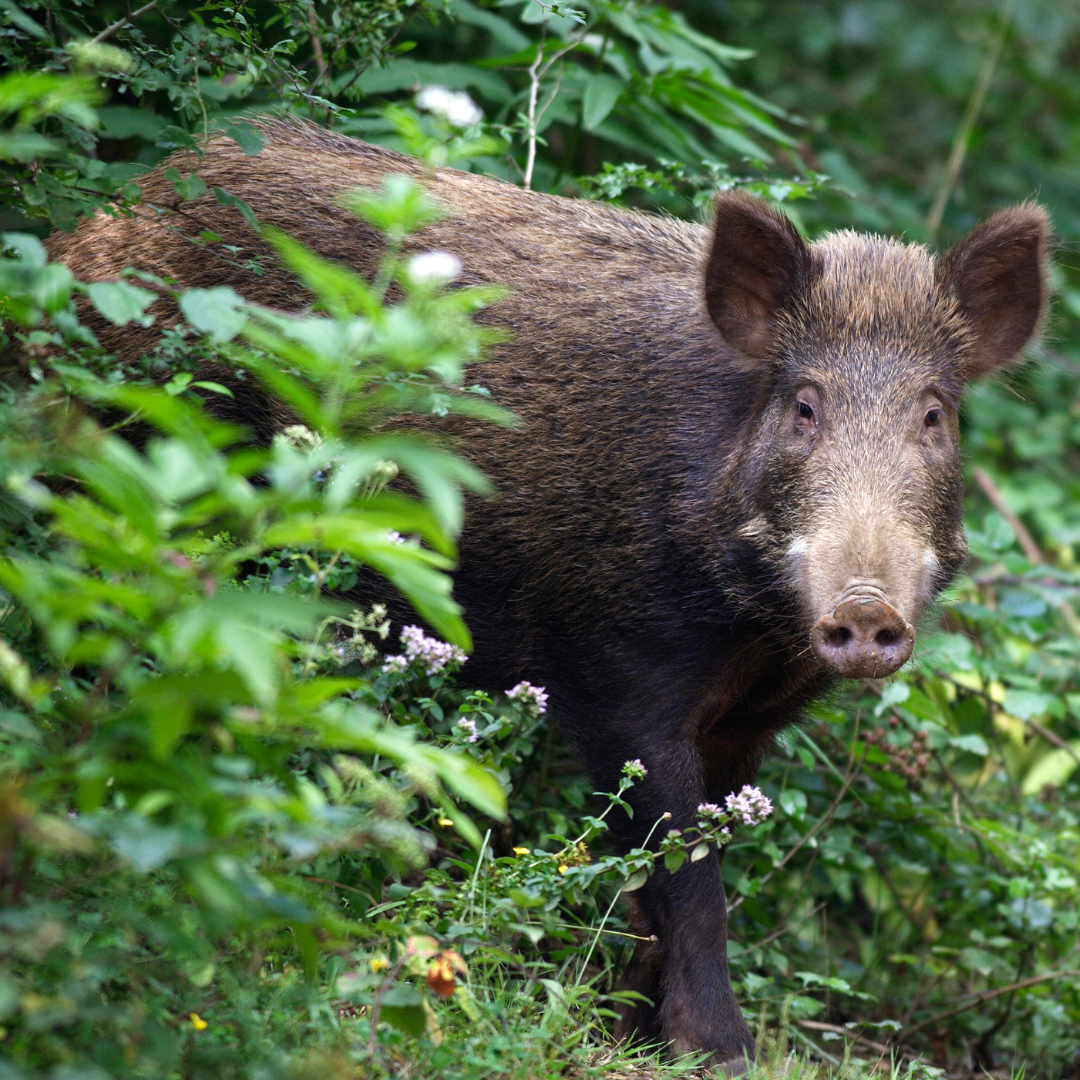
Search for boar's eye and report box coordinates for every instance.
[924,408,942,427]
[797,401,814,421]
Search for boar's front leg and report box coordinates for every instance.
[603,734,756,1069]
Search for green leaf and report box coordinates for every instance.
[664,848,686,873]
[213,186,259,229]
[223,121,265,156]
[110,816,183,873]
[949,733,989,757]
[582,74,623,131]
[86,279,156,327]
[380,1003,428,1038]
[1022,742,1080,794]
[179,286,248,343]
[163,166,207,202]
[0,1,47,39]
[1002,689,1056,721]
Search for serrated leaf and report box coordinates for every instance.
[164,166,206,202]
[224,121,265,156]
[179,285,248,343]
[949,733,989,757]
[86,279,155,327]
[664,848,687,873]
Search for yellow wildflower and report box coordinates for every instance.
[370,957,390,973]
[189,1013,208,1031]
[558,864,568,874]
[512,846,530,856]
[437,817,454,827]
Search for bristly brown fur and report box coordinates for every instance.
[43,117,1052,1066]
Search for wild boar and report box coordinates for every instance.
[45,119,1049,1069]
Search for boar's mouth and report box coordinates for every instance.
[809,583,915,679]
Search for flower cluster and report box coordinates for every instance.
[381,625,468,676]
[456,717,480,743]
[622,758,648,781]
[723,785,774,826]
[415,85,484,127]
[506,680,549,714]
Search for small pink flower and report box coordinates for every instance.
[380,625,467,676]
[724,785,773,826]
[506,681,548,714]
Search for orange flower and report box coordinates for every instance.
[425,950,468,999]
[426,956,456,998]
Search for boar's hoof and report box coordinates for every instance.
[811,594,914,678]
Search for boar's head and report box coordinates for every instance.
[706,194,1049,679]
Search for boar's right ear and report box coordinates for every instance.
[703,192,812,360]
[937,204,1050,378]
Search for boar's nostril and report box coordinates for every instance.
[811,596,915,679]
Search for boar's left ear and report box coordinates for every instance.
[704,192,812,361]
[937,204,1050,378]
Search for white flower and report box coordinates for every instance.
[407,250,463,285]
[380,625,468,676]
[387,530,406,545]
[506,680,549,714]
[415,85,484,128]
[457,717,480,743]
[723,785,774,826]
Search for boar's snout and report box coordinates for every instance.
[811,587,914,679]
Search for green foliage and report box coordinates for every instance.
[3,0,1080,1078]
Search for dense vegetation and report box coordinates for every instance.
[1,1,1080,1078]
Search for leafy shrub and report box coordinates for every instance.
[3,1,1080,1078]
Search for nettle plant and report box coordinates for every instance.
[0,174,524,1062]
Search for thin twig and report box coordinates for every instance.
[367,955,407,1058]
[522,7,585,190]
[973,467,1080,634]
[797,1019,898,1059]
[974,467,1042,564]
[900,967,1080,1042]
[306,5,327,85]
[926,0,1016,235]
[752,901,825,954]
[90,0,158,44]
[1027,717,1080,768]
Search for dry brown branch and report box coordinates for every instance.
[974,467,1043,563]
[926,0,1016,234]
[900,966,1080,1042]
[1027,717,1080,767]
[972,467,1080,634]
[90,0,158,45]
